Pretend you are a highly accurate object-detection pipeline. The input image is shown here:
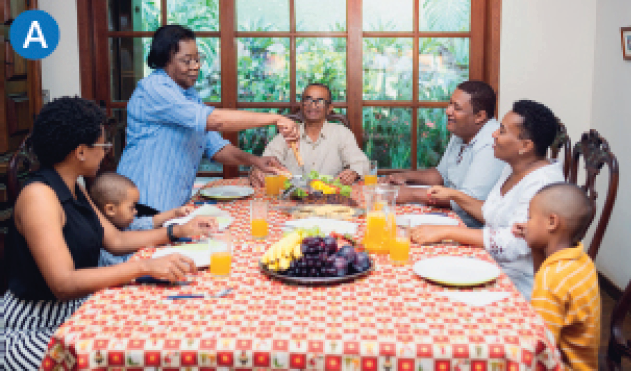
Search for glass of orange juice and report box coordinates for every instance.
[364,160,378,185]
[277,174,288,195]
[250,200,269,239]
[210,232,232,276]
[264,175,279,197]
[390,218,410,264]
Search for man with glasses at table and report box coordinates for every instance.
[249,83,369,187]
[117,25,298,213]
[382,80,506,228]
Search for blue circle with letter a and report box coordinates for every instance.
[9,10,60,60]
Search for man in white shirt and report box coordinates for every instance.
[249,83,369,187]
[384,80,506,228]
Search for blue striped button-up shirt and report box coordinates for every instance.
[117,69,229,212]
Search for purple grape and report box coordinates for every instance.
[337,245,356,265]
[301,243,309,255]
[302,237,317,247]
[351,252,371,273]
[299,268,308,277]
[326,255,337,266]
[309,268,318,277]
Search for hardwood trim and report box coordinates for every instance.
[364,31,471,38]
[94,0,110,113]
[485,0,502,100]
[347,0,363,148]
[160,0,167,25]
[77,0,96,100]
[289,0,296,105]
[0,1,7,153]
[219,0,238,178]
[469,0,485,81]
[107,31,221,38]
[235,32,347,38]
[236,101,348,109]
[362,101,448,108]
[411,0,419,170]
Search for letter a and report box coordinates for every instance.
[23,21,48,48]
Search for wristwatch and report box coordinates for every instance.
[166,224,177,242]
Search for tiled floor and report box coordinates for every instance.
[599,280,631,370]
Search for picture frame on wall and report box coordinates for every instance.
[621,27,631,60]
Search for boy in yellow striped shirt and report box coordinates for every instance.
[513,182,600,370]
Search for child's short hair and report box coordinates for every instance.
[535,182,593,244]
[89,172,137,211]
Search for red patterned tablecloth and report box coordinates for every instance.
[41,179,561,370]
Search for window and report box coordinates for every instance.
[80,0,500,177]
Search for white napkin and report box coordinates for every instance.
[434,291,511,307]
[163,205,233,230]
[284,218,358,235]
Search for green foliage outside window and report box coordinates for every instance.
[139,0,471,170]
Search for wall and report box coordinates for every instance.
[498,0,597,142]
[39,0,81,99]
[588,0,631,289]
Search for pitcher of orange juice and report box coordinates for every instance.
[363,185,398,254]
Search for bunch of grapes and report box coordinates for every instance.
[281,236,371,278]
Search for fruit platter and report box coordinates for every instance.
[282,171,359,207]
[259,228,373,285]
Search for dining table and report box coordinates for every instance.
[40,178,562,370]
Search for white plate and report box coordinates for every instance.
[284,217,358,235]
[413,256,500,286]
[199,186,255,200]
[397,214,459,227]
[163,205,234,231]
[151,241,228,268]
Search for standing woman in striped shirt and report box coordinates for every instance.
[3,97,215,370]
[117,25,299,213]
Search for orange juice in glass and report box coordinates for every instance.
[210,233,232,276]
[250,200,269,239]
[264,175,279,196]
[364,160,379,185]
[390,219,410,264]
[277,174,288,194]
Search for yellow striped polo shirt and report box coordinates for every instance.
[531,243,600,370]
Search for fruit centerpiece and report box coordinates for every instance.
[260,228,372,284]
[283,171,358,206]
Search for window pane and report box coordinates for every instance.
[237,0,289,31]
[110,38,152,102]
[420,0,471,32]
[363,38,413,101]
[363,0,412,32]
[108,0,160,32]
[296,0,346,32]
[363,107,412,169]
[196,38,221,102]
[167,0,219,32]
[238,38,290,102]
[419,38,469,101]
[238,108,286,171]
[110,38,220,102]
[296,38,346,102]
[418,108,449,168]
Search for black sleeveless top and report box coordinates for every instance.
[6,167,104,300]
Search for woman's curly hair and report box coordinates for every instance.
[513,99,559,157]
[30,97,106,167]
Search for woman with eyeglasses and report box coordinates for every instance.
[2,97,217,370]
[249,83,370,187]
[410,100,565,300]
[117,24,299,214]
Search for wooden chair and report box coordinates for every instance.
[7,135,39,205]
[1,231,6,295]
[568,129,619,260]
[549,121,571,180]
[607,277,631,370]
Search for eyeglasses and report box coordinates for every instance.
[302,96,330,108]
[91,142,113,154]
[176,53,206,67]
